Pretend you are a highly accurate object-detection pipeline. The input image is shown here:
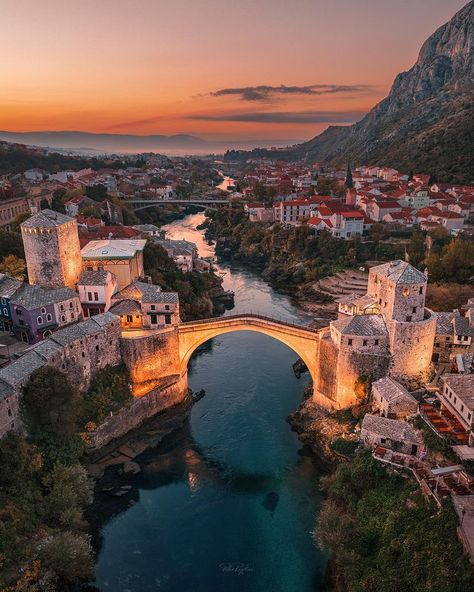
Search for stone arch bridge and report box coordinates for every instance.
[121,313,323,407]
[178,313,319,380]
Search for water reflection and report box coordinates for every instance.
[94,214,326,592]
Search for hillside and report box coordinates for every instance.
[226,1,474,182]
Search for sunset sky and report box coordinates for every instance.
[0,0,467,142]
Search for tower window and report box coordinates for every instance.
[348,338,353,346]
[363,339,367,346]
[412,307,417,313]
[419,286,423,294]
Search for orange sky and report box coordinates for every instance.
[0,0,467,141]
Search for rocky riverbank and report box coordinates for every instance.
[287,384,361,466]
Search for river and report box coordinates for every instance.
[94,213,327,591]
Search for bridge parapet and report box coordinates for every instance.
[179,313,319,337]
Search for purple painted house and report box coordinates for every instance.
[10,284,82,343]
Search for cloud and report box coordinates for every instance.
[188,110,365,124]
[206,84,372,101]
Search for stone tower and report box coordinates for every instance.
[21,209,82,290]
[367,260,436,385]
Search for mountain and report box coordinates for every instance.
[0,131,206,153]
[0,130,302,156]
[228,1,474,182]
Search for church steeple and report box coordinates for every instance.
[345,161,353,189]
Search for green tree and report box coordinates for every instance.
[83,365,132,424]
[51,188,67,213]
[41,464,93,530]
[85,184,108,201]
[20,367,84,466]
[38,531,94,581]
[407,230,426,269]
[0,254,26,280]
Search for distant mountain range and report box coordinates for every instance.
[0,130,301,156]
[226,1,474,183]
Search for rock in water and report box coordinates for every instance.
[262,491,279,514]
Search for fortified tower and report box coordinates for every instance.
[367,260,436,384]
[21,209,83,290]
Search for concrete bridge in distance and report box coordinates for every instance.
[125,198,230,211]
[178,313,319,383]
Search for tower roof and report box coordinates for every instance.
[21,209,74,229]
[370,260,426,284]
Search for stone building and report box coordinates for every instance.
[439,374,474,432]
[110,281,179,330]
[21,209,83,290]
[10,284,82,343]
[315,314,391,408]
[77,270,118,317]
[0,274,23,332]
[360,413,423,456]
[432,308,474,365]
[372,376,418,419]
[367,260,436,385]
[315,260,436,408]
[81,239,146,290]
[0,312,121,438]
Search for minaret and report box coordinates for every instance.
[345,161,353,189]
[20,209,83,289]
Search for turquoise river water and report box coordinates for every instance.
[94,213,327,591]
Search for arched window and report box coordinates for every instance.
[37,316,43,325]
[46,313,52,322]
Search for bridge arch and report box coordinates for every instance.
[178,314,319,387]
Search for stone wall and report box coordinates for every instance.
[21,219,82,290]
[315,332,338,405]
[120,328,182,397]
[388,310,436,387]
[89,373,188,449]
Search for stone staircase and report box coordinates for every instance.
[315,269,368,298]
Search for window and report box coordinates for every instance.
[126,315,133,323]
[150,305,156,311]
[94,292,98,301]
[403,287,410,296]
[412,307,417,313]
[69,301,73,308]
[150,314,157,325]
[348,338,353,346]
[60,304,64,311]
[46,313,52,322]
[0,298,5,305]
[363,339,367,346]
[419,286,423,295]
[87,292,92,301]
[461,404,464,413]
[61,315,66,322]
[71,312,75,319]
[374,339,379,346]
[406,315,412,322]
[37,316,43,325]
[95,345,99,351]
[165,305,170,311]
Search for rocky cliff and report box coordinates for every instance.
[228,1,474,182]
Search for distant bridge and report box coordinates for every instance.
[125,198,230,211]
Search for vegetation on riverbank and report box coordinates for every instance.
[0,364,136,590]
[143,241,225,320]
[316,450,473,592]
[204,206,474,309]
